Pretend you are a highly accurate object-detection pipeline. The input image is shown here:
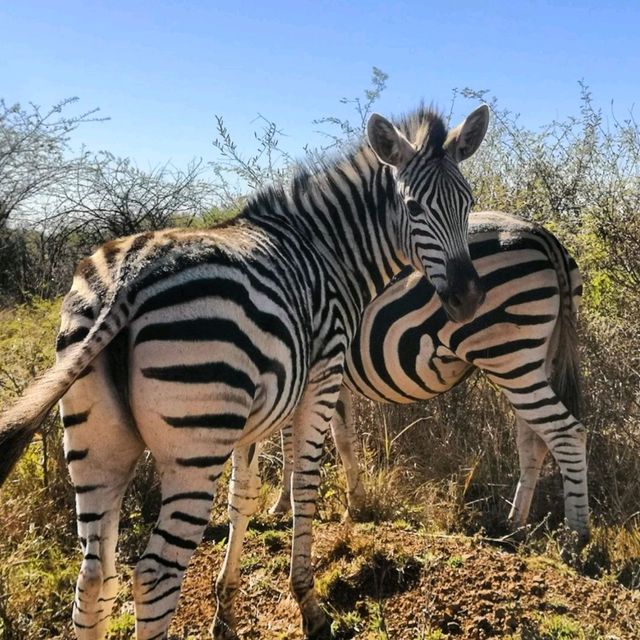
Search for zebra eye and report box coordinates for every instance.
[406,200,423,217]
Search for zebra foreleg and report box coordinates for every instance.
[269,426,294,515]
[289,373,345,640]
[508,416,548,531]
[212,444,262,640]
[272,387,366,521]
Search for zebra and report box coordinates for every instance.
[0,104,489,640]
[272,210,588,542]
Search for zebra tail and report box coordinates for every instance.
[0,294,128,486]
[546,230,584,421]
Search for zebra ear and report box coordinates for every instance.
[444,104,490,162]
[367,113,414,168]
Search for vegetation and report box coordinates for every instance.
[0,69,639,637]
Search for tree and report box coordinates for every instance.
[56,153,214,242]
[0,99,217,301]
[0,98,102,226]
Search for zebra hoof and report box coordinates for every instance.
[305,615,332,640]
[211,615,238,640]
[505,521,530,544]
[345,504,372,523]
[558,523,590,567]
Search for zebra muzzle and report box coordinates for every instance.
[438,257,485,323]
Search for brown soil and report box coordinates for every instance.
[169,519,640,639]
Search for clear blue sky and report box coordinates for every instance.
[2,1,638,170]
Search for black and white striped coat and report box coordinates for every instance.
[0,105,489,640]
[274,211,587,540]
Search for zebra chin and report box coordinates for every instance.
[436,257,486,323]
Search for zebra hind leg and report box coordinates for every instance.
[60,355,144,640]
[508,416,548,533]
[500,378,589,547]
[212,444,262,640]
[330,388,367,520]
[132,448,233,640]
[269,426,294,515]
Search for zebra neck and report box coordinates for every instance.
[242,157,408,309]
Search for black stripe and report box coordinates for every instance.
[56,326,90,352]
[163,413,246,430]
[76,365,94,379]
[176,454,230,468]
[131,273,292,359]
[135,317,287,399]
[61,292,96,320]
[489,360,546,381]
[136,608,174,623]
[469,234,547,262]
[153,527,197,550]
[141,362,256,396]
[77,511,106,523]
[75,484,104,494]
[449,284,557,353]
[512,397,560,411]
[66,449,89,463]
[140,553,186,571]
[162,491,214,505]
[170,511,209,526]
[467,338,547,362]
[301,453,323,463]
[367,274,444,400]
[141,585,181,606]
[140,572,178,590]
[528,410,572,425]
[504,380,549,395]
[62,411,91,428]
[73,620,100,630]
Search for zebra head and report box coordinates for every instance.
[367,105,489,322]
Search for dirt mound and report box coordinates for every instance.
[170,520,640,639]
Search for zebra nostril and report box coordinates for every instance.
[449,293,462,308]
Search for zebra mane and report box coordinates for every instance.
[393,103,447,153]
[243,105,448,213]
